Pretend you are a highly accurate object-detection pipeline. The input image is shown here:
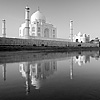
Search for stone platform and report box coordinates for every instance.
[0,37,99,51]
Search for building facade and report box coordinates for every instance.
[73,32,90,43]
[19,8,57,39]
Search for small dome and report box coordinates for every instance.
[78,32,82,36]
[31,9,46,23]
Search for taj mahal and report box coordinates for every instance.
[19,7,57,39]
[0,6,98,49]
[18,6,91,43]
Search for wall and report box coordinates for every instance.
[0,37,98,47]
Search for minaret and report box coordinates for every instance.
[70,20,73,42]
[2,19,6,37]
[24,6,30,39]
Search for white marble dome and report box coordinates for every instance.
[31,10,46,23]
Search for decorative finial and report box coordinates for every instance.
[25,5,30,10]
[2,19,5,21]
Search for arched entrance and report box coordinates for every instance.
[44,28,49,38]
[76,39,78,42]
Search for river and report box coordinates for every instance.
[0,51,100,100]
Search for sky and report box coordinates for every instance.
[0,0,100,39]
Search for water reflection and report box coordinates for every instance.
[69,51,100,79]
[19,60,57,94]
[2,63,6,81]
[70,57,73,79]
[73,51,100,66]
[74,55,90,66]
[0,51,100,97]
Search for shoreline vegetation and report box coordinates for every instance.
[0,45,99,52]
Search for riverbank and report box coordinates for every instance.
[0,37,99,52]
[0,45,100,52]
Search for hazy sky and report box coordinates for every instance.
[0,0,100,39]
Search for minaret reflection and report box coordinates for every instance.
[2,63,6,81]
[25,62,31,95]
[19,62,31,95]
[70,57,73,80]
[19,60,57,94]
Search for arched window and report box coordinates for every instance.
[53,30,55,38]
[76,39,78,42]
[32,33,35,36]
[53,35,55,38]
[32,27,35,32]
[44,28,49,38]
[38,27,41,32]
[53,30,55,34]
